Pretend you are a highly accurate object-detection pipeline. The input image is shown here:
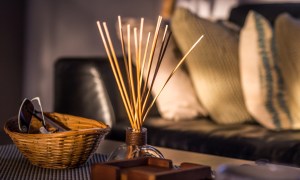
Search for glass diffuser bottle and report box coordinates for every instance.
[107,127,164,161]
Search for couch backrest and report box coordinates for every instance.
[229,3,300,27]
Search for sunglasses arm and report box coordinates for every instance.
[33,112,69,132]
[44,113,70,132]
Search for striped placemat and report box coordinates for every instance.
[0,144,107,180]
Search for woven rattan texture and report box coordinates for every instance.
[4,113,110,169]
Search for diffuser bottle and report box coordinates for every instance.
[106,127,164,161]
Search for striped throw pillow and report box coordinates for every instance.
[240,11,292,130]
[276,13,300,129]
[171,7,252,124]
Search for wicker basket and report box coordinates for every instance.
[4,112,110,169]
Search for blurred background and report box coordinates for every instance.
[0,0,298,144]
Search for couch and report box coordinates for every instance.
[54,3,300,166]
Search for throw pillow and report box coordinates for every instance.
[117,18,208,121]
[240,11,292,130]
[275,13,300,129]
[171,7,252,124]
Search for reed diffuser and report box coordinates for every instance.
[97,16,203,160]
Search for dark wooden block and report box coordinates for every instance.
[91,157,212,180]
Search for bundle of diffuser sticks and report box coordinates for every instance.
[97,16,203,132]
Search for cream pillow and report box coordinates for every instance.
[240,11,293,130]
[276,13,300,129]
[117,18,208,121]
[171,7,252,124]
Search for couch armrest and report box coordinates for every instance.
[54,57,118,127]
[54,57,160,127]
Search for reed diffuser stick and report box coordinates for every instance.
[141,16,162,101]
[139,32,151,88]
[137,18,144,124]
[142,35,205,122]
[142,28,172,113]
[118,16,132,108]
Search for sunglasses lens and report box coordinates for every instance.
[18,99,34,132]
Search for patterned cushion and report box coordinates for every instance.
[117,18,208,121]
[171,7,252,124]
[240,11,292,130]
[276,13,300,129]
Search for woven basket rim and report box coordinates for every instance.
[4,125,110,138]
[4,113,111,138]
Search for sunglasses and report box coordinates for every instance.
[18,97,69,133]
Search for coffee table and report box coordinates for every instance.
[96,140,300,179]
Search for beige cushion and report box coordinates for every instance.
[171,7,252,124]
[240,11,293,130]
[276,13,300,129]
[118,18,208,121]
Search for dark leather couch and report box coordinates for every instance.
[54,3,300,167]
